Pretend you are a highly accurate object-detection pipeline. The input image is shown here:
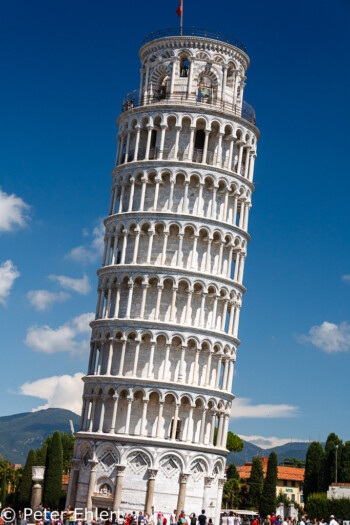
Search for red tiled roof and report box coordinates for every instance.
[236,461,304,482]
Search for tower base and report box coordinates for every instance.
[68,436,226,523]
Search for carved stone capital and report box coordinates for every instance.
[116,465,126,476]
[148,468,158,480]
[204,476,214,487]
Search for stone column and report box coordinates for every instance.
[220,301,228,332]
[191,235,198,269]
[125,397,133,434]
[158,125,167,160]
[232,193,239,225]
[148,342,156,378]
[173,126,181,159]
[145,469,158,515]
[120,230,128,264]
[163,343,171,380]
[182,181,189,213]
[82,396,91,430]
[119,184,126,213]
[31,466,45,518]
[203,476,214,512]
[237,143,244,174]
[98,395,107,433]
[216,133,223,168]
[66,459,80,508]
[215,355,223,388]
[132,339,141,376]
[141,399,148,436]
[128,178,135,212]
[178,345,186,381]
[118,339,127,375]
[199,408,207,444]
[106,338,114,375]
[168,179,175,209]
[244,147,251,178]
[176,473,189,518]
[112,465,126,511]
[134,126,141,161]
[154,285,163,320]
[156,401,164,437]
[233,305,241,339]
[140,282,148,318]
[124,130,131,163]
[125,281,134,318]
[192,348,200,385]
[185,405,194,442]
[88,394,98,432]
[211,295,219,330]
[110,394,119,433]
[188,127,196,160]
[185,290,193,324]
[86,459,98,511]
[132,231,140,263]
[215,478,226,525]
[145,125,153,159]
[170,286,177,322]
[153,177,161,209]
[140,176,147,211]
[146,229,154,263]
[205,351,212,386]
[171,404,180,440]
[205,238,212,272]
[202,131,210,164]
[161,231,169,264]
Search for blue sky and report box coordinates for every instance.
[1,0,350,449]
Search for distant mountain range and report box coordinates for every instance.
[0,408,80,464]
[227,440,311,466]
[0,408,311,466]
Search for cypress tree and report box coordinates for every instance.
[227,462,240,481]
[18,449,35,508]
[223,463,240,509]
[0,472,7,507]
[323,433,343,490]
[248,456,264,509]
[259,451,278,518]
[303,441,325,501]
[340,441,350,483]
[43,431,63,508]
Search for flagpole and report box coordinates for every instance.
[181,0,183,35]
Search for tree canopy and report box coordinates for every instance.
[259,451,278,518]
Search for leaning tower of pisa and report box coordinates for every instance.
[67,28,259,521]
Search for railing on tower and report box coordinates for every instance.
[142,27,247,53]
[121,89,256,126]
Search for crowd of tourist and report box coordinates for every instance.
[10,509,345,525]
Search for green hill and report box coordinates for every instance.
[0,408,80,464]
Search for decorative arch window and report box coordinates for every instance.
[194,130,205,150]
[226,65,235,87]
[179,56,189,77]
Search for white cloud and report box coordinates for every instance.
[231,398,298,419]
[48,274,91,295]
[27,290,70,311]
[342,275,350,283]
[19,372,84,414]
[239,434,308,449]
[0,189,30,233]
[66,223,104,263]
[24,312,95,355]
[299,321,350,353]
[0,260,20,305]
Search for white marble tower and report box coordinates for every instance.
[67,28,259,522]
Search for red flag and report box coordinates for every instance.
[176,0,182,17]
